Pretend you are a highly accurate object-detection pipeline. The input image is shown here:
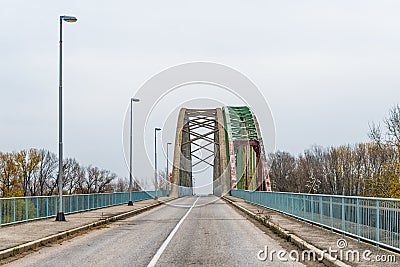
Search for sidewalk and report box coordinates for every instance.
[224,195,400,267]
[0,196,174,261]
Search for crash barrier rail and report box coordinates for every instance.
[231,190,400,252]
[0,190,169,226]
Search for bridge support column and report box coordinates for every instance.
[171,108,186,197]
[214,108,229,196]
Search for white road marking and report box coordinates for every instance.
[147,197,200,267]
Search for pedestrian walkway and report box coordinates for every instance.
[224,196,400,267]
[0,197,173,261]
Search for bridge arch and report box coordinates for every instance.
[170,106,271,197]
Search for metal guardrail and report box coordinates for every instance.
[231,190,400,252]
[178,186,193,197]
[0,190,169,227]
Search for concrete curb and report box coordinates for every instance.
[222,196,351,267]
[0,198,176,261]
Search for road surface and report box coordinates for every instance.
[5,196,306,266]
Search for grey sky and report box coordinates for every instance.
[1,1,400,192]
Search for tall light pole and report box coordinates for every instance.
[166,142,172,190]
[128,98,140,206]
[56,15,77,222]
[154,127,161,199]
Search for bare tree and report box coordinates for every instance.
[0,148,123,197]
[97,169,116,193]
[268,151,297,192]
[32,149,57,196]
[113,177,129,192]
[63,158,85,195]
[384,104,400,150]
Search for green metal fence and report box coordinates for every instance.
[178,186,193,196]
[0,190,169,227]
[231,190,400,252]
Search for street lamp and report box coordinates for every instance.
[128,98,140,206]
[154,127,161,199]
[56,15,77,222]
[166,142,172,190]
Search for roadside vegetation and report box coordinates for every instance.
[0,150,130,198]
[269,105,400,198]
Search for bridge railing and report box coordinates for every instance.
[231,190,400,252]
[178,186,193,197]
[0,190,170,227]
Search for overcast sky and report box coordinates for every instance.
[1,1,400,192]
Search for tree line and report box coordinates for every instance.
[0,148,130,198]
[268,105,400,198]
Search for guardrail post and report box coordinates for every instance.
[286,194,289,213]
[376,200,380,250]
[46,197,49,218]
[330,196,333,232]
[36,197,39,218]
[397,203,399,249]
[25,198,29,221]
[357,198,360,244]
[319,196,323,225]
[291,194,294,215]
[13,198,16,223]
[311,195,314,222]
[341,197,345,237]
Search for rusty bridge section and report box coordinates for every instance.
[170,106,271,197]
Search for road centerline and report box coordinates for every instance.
[147,197,200,267]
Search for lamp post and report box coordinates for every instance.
[56,15,77,222]
[128,98,140,206]
[166,142,172,190]
[154,128,161,199]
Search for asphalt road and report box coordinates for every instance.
[5,196,305,267]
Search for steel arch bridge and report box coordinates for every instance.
[170,106,271,197]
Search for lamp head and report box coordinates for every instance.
[131,98,140,102]
[60,15,77,23]
[155,128,162,131]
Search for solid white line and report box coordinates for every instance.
[147,197,200,267]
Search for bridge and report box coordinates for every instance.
[1,106,400,266]
[170,106,271,198]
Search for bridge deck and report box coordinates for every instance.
[0,197,173,259]
[1,196,399,266]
